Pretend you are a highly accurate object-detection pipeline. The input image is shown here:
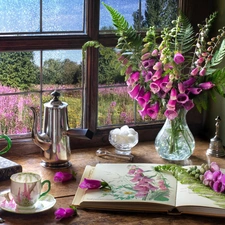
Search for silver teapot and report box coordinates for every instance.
[30,90,93,168]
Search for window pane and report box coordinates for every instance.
[0,0,85,35]
[0,49,83,135]
[0,0,39,33]
[100,0,177,30]
[42,50,82,88]
[43,0,84,32]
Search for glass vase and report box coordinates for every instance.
[155,108,195,161]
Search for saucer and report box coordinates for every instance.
[0,193,56,214]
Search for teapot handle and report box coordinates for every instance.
[0,135,12,155]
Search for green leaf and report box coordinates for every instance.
[207,39,225,73]
[102,2,142,51]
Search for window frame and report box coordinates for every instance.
[0,0,214,150]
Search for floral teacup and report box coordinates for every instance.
[10,172,51,207]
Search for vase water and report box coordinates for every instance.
[155,108,195,161]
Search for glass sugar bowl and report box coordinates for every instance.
[109,125,138,155]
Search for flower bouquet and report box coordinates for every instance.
[83,3,225,160]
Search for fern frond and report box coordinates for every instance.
[102,2,142,51]
[175,14,195,53]
[207,40,225,74]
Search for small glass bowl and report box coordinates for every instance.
[109,127,138,155]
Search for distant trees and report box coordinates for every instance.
[98,47,124,84]
[0,52,39,90]
[133,0,177,29]
[42,58,81,85]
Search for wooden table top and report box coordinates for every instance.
[1,138,225,225]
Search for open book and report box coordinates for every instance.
[73,163,225,217]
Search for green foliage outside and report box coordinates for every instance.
[0,52,39,90]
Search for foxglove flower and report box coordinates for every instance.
[146,102,159,119]
[183,77,196,88]
[164,109,178,120]
[79,178,111,190]
[173,53,185,64]
[199,67,206,76]
[151,69,163,81]
[190,67,199,76]
[177,93,189,104]
[128,83,140,99]
[137,92,151,108]
[55,206,77,220]
[183,100,194,111]
[199,81,215,90]
[142,59,155,69]
[153,62,162,70]
[170,88,177,100]
[186,87,202,95]
[149,81,161,94]
[166,99,177,110]
[54,171,75,183]
[126,71,140,86]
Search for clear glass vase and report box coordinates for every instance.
[155,108,195,161]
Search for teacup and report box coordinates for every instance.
[10,172,51,207]
[0,134,12,155]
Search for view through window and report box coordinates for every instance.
[0,0,178,138]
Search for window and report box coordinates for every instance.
[0,0,212,149]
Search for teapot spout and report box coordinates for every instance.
[30,107,52,151]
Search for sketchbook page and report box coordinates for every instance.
[80,163,177,207]
[175,181,223,210]
[72,165,95,206]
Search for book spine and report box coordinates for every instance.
[0,165,22,181]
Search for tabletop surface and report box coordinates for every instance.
[0,138,225,225]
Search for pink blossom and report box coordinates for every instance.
[151,69,163,81]
[183,100,194,111]
[199,81,215,90]
[183,77,196,88]
[125,65,133,75]
[142,59,155,68]
[137,91,151,108]
[126,71,140,86]
[197,57,205,65]
[177,93,189,104]
[170,88,177,100]
[141,52,151,60]
[213,181,225,193]
[173,53,185,64]
[151,49,158,56]
[166,99,177,110]
[186,87,202,95]
[190,67,199,76]
[199,67,206,76]
[128,83,140,99]
[210,162,220,172]
[164,109,178,120]
[149,81,161,94]
[55,206,77,220]
[54,171,74,182]
[146,102,159,119]
[178,82,185,93]
[142,70,153,82]
[153,62,162,70]
[79,178,111,190]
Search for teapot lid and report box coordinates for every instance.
[45,90,68,108]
